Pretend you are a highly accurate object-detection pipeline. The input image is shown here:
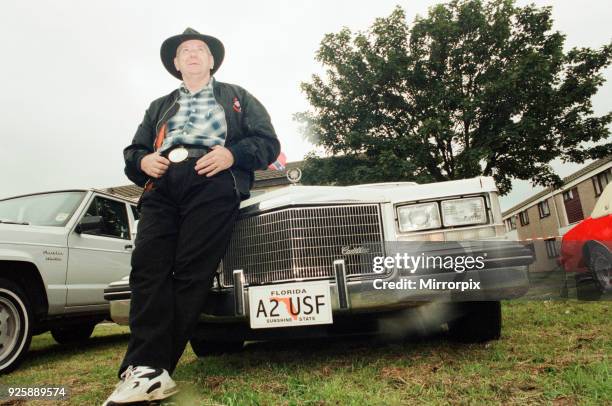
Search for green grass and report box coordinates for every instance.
[0,301,610,405]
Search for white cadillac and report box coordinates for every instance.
[104,176,532,356]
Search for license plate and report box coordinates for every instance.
[248,281,333,329]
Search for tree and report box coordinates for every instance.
[296,0,612,194]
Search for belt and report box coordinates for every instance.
[161,146,211,163]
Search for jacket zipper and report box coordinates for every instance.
[155,95,180,144]
[222,95,240,201]
[140,95,178,196]
[215,85,240,200]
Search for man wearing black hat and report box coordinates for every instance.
[103,28,280,405]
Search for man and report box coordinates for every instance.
[103,28,280,405]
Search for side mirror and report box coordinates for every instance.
[76,215,104,234]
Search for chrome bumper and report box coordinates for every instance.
[105,262,529,326]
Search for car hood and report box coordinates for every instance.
[241,177,498,211]
[0,223,67,246]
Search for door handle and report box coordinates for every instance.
[124,244,133,250]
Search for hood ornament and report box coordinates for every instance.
[286,168,302,184]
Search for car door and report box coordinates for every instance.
[66,194,134,307]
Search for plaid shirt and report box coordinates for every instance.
[159,78,227,152]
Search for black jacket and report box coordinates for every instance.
[123,80,280,200]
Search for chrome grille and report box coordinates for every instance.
[220,204,385,287]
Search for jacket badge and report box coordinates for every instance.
[232,97,242,113]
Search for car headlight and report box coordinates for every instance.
[397,202,441,232]
[441,197,487,227]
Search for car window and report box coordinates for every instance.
[131,205,140,221]
[591,183,611,219]
[0,191,86,226]
[83,196,130,239]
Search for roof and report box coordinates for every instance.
[103,185,142,202]
[102,160,305,201]
[502,156,612,217]
[252,160,303,182]
[0,188,139,203]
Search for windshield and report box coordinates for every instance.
[0,191,86,227]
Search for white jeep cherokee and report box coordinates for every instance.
[0,189,137,373]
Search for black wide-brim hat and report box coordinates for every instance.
[160,27,225,80]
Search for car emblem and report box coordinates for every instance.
[341,246,370,255]
[286,168,302,184]
[168,147,189,163]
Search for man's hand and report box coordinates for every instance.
[140,152,170,178]
[195,145,235,177]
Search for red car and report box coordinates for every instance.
[560,183,612,300]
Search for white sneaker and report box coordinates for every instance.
[102,365,179,405]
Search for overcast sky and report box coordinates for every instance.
[0,0,610,210]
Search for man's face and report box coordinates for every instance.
[174,39,214,78]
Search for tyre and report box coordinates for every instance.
[51,322,97,345]
[587,244,611,293]
[0,278,33,374]
[189,337,244,357]
[575,276,602,301]
[447,301,501,343]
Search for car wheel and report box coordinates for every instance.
[447,301,501,343]
[0,278,33,374]
[51,322,97,345]
[189,337,244,357]
[587,244,611,293]
[575,277,602,301]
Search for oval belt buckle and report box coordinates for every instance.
[168,146,189,163]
